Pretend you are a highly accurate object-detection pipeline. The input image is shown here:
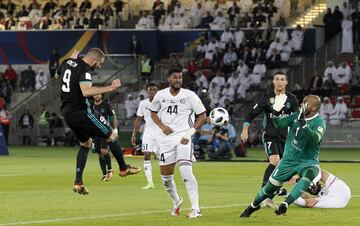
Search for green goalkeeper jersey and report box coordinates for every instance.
[272,112,326,164]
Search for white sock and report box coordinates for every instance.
[179,161,199,212]
[144,160,153,184]
[161,174,180,204]
[293,197,306,207]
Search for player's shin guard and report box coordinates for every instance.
[99,156,107,175]
[262,164,276,187]
[104,153,112,170]
[75,146,90,184]
[108,140,127,170]
[144,160,153,185]
[253,182,281,207]
[161,174,181,204]
[178,161,200,212]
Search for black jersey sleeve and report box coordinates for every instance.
[79,69,93,84]
[244,95,267,126]
[290,94,299,112]
[107,103,116,118]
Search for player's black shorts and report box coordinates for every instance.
[63,111,112,143]
[263,137,285,158]
[93,137,109,153]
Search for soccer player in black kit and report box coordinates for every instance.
[60,48,140,194]
[93,94,116,181]
[240,72,299,207]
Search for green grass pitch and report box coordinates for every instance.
[0,147,359,226]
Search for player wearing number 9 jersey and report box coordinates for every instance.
[60,48,140,195]
[149,68,207,218]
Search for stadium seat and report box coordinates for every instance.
[351,109,360,118]
[352,96,360,108]
[342,95,352,107]
[340,84,350,94]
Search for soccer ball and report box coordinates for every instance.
[210,107,229,126]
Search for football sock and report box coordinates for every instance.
[285,167,318,205]
[108,140,127,170]
[75,146,90,184]
[161,174,180,204]
[293,197,306,207]
[144,160,153,185]
[253,182,281,207]
[262,164,276,187]
[179,161,199,211]
[99,156,107,175]
[104,153,112,170]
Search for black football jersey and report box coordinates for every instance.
[94,102,116,122]
[60,58,94,114]
[244,91,299,143]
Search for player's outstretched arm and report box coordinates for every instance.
[272,112,299,129]
[131,116,143,145]
[300,123,325,146]
[80,79,121,97]
[241,96,266,143]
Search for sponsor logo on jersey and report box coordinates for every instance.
[162,99,166,103]
[180,98,186,104]
[317,127,324,134]
[270,97,275,104]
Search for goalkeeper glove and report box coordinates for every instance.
[272,94,288,112]
[298,102,308,127]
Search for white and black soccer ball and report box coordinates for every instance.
[209,107,229,126]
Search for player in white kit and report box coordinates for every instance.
[293,169,351,208]
[149,68,207,218]
[132,83,159,189]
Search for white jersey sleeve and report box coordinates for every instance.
[188,91,206,115]
[149,92,161,112]
[136,100,146,117]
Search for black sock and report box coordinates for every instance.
[75,146,90,184]
[99,156,107,175]
[104,153,112,171]
[108,140,127,170]
[261,164,276,187]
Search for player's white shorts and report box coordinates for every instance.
[141,130,159,153]
[156,132,193,166]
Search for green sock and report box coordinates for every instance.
[253,182,281,206]
[285,177,311,204]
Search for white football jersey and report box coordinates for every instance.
[149,87,206,135]
[314,173,351,208]
[136,98,160,134]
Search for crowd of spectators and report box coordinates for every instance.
[138,0,282,29]
[0,0,126,30]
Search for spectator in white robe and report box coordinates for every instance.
[275,26,289,44]
[223,48,238,66]
[236,60,249,79]
[137,12,153,28]
[208,82,220,108]
[280,41,293,63]
[341,1,351,18]
[237,73,252,99]
[210,70,226,89]
[234,26,245,49]
[28,4,42,27]
[191,2,205,27]
[250,60,267,84]
[197,39,207,57]
[329,96,348,125]
[226,72,240,90]
[173,1,185,17]
[195,71,209,89]
[334,62,352,85]
[289,25,304,51]
[205,38,220,60]
[211,3,222,17]
[164,12,176,26]
[324,61,338,81]
[176,13,191,28]
[341,17,354,53]
[211,11,226,28]
[319,97,334,121]
[35,70,49,90]
[220,27,235,49]
[219,83,235,106]
[267,37,283,57]
[124,94,138,119]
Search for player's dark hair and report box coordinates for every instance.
[167,68,182,77]
[273,71,287,80]
[87,48,105,60]
[147,83,157,89]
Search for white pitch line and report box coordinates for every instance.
[2,196,360,226]
[0,203,247,226]
[0,174,24,177]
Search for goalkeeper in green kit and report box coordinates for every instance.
[240,95,326,217]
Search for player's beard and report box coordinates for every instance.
[170,82,181,91]
[90,64,97,72]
